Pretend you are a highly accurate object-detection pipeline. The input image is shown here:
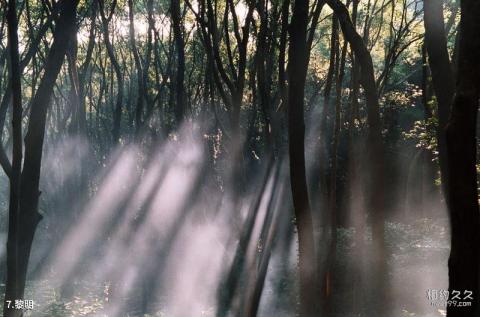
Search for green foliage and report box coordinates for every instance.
[403,117,438,155]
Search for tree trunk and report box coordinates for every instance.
[4,1,78,316]
[326,0,387,314]
[327,0,386,252]
[171,0,186,126]
[345,2,365,314]
[445,1,480,316]
[4,0,24,313]
[256,0,274,155]
[321,15,338,137]
[318,15,339,229]
[128,0,145,135]
[323,37,347,317]
[67,35,85,135]
[288,0,317,315]
[98,0,124,144]
[423,0,455,194]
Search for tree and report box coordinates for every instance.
[423,0,455,192]
[170,0,186,125]
[128,0,146,134]
[186,0,255,136]
[445,1,480,316]
[326,0,388,313]
[3,1,79,316]
[98,0,124,144]
[4,0,24,312]
[288,0,317,315]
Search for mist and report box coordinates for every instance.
[0,0,477,317]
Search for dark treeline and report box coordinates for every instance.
[0,0,478,316]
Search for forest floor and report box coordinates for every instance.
[0,217,449,317]
[331,217,450,317]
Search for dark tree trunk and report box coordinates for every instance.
[128,0,145,135]
[0,6,55,178]
[288,0,317,315]
[255,0,274,155]
[278,0,289,107]
[318,15,339,227]
[423,0,455,193]
[98,0,124,144]
[345,1,365,313]
[327,0,386,254]
[67,35,85,135]
[323,37,347,317]
[321,15,338,136]
[445,1,480,316]
[4,0,24,313]
[4,1,78,316]
[170,0,186,125]
[327,0,387,314]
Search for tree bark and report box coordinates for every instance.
[345,1,365,313]
[128,0,145,135]
[326,0,387,314]
[445,1,480,316]
[323,36,348,317]
[288,0,317,315]
[170,0,186,126]
[423,0,455,194]
[98,0,124,144]
[255,0,274,155]
[4,1,78,316]
[4,0,24,313]
[327,0,386,254]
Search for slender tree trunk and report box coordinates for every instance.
[323,37,347,317]
[445,1,480,316]
[321,15,338,136]
[4,0,23,314]
[4,1,78,316]
[327,0,386,253]
[318,15,339,234]
[278,0,289,107]
[327,0,387,314]
[288,0,317,315]
[423,0,455,194]
[128,0,145,135]
[67,35,85,135]
[344,3,365,313]
[98,0,124,144]
[256,0,274,155]
[171,0,186,126]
